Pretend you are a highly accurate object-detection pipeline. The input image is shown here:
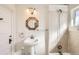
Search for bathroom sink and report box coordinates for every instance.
[23,38,38,47]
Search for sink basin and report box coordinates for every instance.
[23,38,38,55]
[23,38,38,47]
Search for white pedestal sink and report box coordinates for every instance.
[24,39,35,47]
[23,38,38,55]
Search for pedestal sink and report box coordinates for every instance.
[23,38,38,55]
[24,39,35,47]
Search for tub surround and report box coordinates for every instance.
[49,29,68,53]
[68,27,79,54]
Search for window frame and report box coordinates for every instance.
[70,6,79,27]
[74,9,79,26]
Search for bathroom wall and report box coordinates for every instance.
[15,5,48,54]
[68,27,79,54]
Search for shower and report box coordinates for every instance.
[57,9,63,55]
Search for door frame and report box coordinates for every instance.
[0,5,16,54]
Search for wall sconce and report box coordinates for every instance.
[27,8,36,15]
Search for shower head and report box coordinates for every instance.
[57,9,62,13]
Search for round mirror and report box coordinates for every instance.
[26,17,39,30]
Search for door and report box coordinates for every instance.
[0,6,12,55]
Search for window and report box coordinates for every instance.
[75,10,79,26]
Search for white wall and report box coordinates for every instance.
[15,5,48,54]
[68,27,79,54]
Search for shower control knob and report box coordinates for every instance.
[57,45,62,49]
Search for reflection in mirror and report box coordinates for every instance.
[26,17,39,30]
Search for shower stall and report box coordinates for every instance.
[48,5,69,55]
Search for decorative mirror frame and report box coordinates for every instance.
[26,17,39,30]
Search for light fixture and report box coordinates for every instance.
[27,8,36,15]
